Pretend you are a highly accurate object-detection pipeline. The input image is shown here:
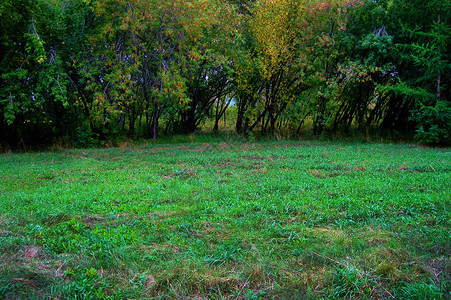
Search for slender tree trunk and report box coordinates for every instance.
[138,109,143,135]
[121,113,126,131]
[248,109,267,133]
[213,99,220,132]
[235,97,245,134]
[314,96,326,137]
[296,120,305,134]
[129,106,135,136]
[152,102,158,140]
[145,109,150,134]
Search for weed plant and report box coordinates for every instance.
[0,139,450,299]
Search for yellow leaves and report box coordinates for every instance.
[251,0,316,78]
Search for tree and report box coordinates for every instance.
[387,0,451,143]
[235,0,352,136]
[0,0,79,146]
[330,0,398,133]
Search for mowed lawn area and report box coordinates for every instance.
[0,140,450,299]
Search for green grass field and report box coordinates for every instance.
[1,139,450,299]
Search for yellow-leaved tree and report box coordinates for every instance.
[235,0,354,135]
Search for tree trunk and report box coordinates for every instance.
[269,116,276,135]
[236,111,244,134]
[138,110,143,135]
[235,97,248,134]
[296,120,305,134]
[186,98,198,133]
[152,102,158,140]
[128,106,135,136]
[314,96,326,137]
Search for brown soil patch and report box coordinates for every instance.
[23,246,40,262]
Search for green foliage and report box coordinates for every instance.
[330,267,378,299]
[63,267,109,299]
[397,279,444,300]
[75,124,98,148]
[204,239,245,265]
[412,101,451,144]
[41,218,86,253]
[389,0,451,142]
[0,0,449,145]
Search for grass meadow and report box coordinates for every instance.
[0,137,450,299]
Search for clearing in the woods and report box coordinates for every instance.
[0,139,449,299]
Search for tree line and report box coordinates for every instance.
[1,0,449,147]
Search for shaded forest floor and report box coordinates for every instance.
[0,139,450,299]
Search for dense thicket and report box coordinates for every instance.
[1,0,450,147]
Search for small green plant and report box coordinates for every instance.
[42,218,87,253]
[204,240,244,265]
[244,289,267,299]
[75,124,97,148]
[0,277,14,298]
[397,279,444,300]
[329,266,377,299]
[412,101,450,145]
[129,271,150,288]
[63,267,108,299]
[247,130,256,142]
